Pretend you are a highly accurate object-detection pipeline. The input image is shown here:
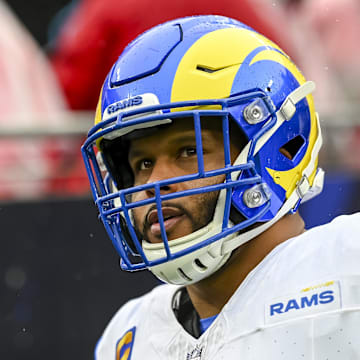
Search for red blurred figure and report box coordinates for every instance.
[51,0,298,110]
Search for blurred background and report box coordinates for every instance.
[1,0,359,358]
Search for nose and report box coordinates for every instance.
[145,157,178,197]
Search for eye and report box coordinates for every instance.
[179,146,197,158]
[138,159,153,170]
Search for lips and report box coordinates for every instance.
[146,207,185,236]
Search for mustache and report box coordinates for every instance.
[140,202,194,238]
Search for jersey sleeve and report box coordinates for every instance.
[93,283,180,360]
[94,296,144,360]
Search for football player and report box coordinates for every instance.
[82,15,360,359]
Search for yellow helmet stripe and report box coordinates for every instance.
[259,50,318,197]
[94,86,104,125]
[171,28,278,104]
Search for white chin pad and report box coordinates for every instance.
[142,184,237,285]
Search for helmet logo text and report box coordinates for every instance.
[107,96,143,114]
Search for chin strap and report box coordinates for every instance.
[279,81,316,121]
[254,81,316,155]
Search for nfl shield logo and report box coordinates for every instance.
[187,345,203,360]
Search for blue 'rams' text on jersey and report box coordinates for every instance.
[266,280,341,324]
[270,289,334,314]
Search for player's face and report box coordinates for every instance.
[128,118,241,244]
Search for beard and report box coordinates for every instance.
[132,190,220,243]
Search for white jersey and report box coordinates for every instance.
[95,213,360,360]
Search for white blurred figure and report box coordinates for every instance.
[301,0,360,101]
[280,0,360,171]
[277,0,342,112]
[0,0,67,199]
[298,0,360,171]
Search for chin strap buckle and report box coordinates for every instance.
[296,168,325,203]
[296,174,310,199]
[302,168,325,203]
[290,175,310,214]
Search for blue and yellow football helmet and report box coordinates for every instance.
[82,15,323,285]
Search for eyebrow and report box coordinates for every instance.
[129,134,198,157]
[170,134,197,144]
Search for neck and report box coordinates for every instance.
[186,212,305,319]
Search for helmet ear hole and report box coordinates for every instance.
[279,135,305,160]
